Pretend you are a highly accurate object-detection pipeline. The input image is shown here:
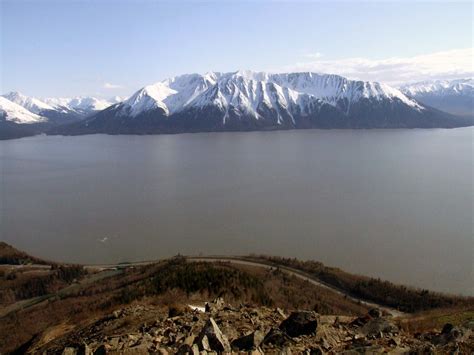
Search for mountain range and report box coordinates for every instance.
[400,78,473,117]
[0,93,123,139]
[2,91,124,122]
[1,72,472,139]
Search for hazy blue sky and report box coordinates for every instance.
[1,0,472,97]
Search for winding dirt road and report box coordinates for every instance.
[186,256,404,317]
[1,256,404,319]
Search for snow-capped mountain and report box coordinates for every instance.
[117,71,423,120]
[0,93,125,139]
[43,96,124,114]
[0,96,49,139]
[400,78,473,96]
[4,71,470,139]
[0,96,47,124]
[400,79,473,117]
[2,92,55,114]
[55,71,469,135]
[1,91,125,120]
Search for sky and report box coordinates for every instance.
[1,0,472,98]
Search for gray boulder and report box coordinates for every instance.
[230,330,264,351]
[360,318,398,337]
[93,345,107,355]
[195,317,231,352]
[280,311,319,337]
[177,343,200,355]
[205,297,225,313]
[62,348,77,355]
[368,308,382,319]
[262,328,293,347]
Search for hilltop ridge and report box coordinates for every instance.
[0,243,473,353]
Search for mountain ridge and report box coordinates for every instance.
[0,93,126,138]
[117,71,424,118]
[53,71,471,135]
[1,243,473,354]
[43,95,124,114]
[400,78,473,117]
[2,72,473,140]
[0,96,46,124]
[2,91,124,119]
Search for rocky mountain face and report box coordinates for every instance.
[400,78,473,117]
[54,71,472,136]
[32,298,473,354]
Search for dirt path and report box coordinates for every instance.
[84,256,404,317]
[0,269,123,319]
[1,255,404,319]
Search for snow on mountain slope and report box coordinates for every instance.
[193,74,319,124]
[119,73,218,117]
[268,72,422,108]
[1,91,124,117]
[118,71,423,119]
[48,71,472,136]
[2,92,55,114]
[43,96,124,113]
[0,97,47,124]
[400,78,473,116]
[400,78,473,97]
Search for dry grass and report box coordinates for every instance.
[0,259,370,353]
[247,255,474,313]
[233,263,369,315]
[0,265,87,306]
[398,307,474,333]
[0,242,52,265]
[1,247,471,353]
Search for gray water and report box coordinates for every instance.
[1,128,473,295]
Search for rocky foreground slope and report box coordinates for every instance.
[1,244,473,354]
[31,298,473,354]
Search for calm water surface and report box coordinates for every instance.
[1,128,472,295]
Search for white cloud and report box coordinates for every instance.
[305,52,322,59]
[103,82,123,89]
[282,48,473,86]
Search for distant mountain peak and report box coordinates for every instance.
[400,78,473,117]
[2,91,55,114]
[0,92,127,129]
[400,78,474,96]
[42,96,120,112]
[0,96,47,124]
